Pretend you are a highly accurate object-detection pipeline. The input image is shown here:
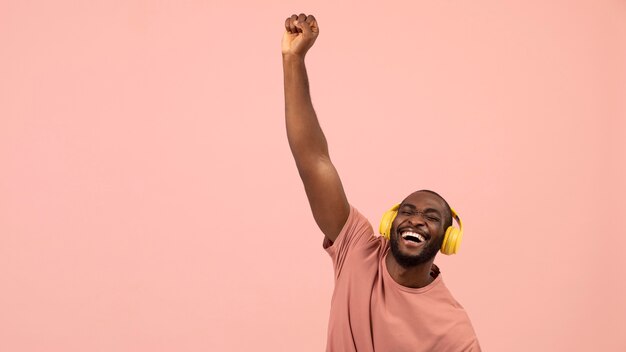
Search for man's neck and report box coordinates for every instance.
[385,254,436,288]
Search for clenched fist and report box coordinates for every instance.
[282,13,319,57]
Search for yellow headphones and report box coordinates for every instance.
[379,204,464,255]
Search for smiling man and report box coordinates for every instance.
[282,13,481,352]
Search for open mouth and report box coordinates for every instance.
[400,231,426,244]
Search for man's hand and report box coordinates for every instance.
[282,14,319,57]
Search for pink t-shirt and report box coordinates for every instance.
[323,206,481,352]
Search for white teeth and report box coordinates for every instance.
[401,231,425,242]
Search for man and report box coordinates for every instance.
[282,13,481,351]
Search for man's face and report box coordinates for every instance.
[389,191,448,268]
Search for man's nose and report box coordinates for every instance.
[407,212,427,225]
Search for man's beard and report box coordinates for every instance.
[389,233,444,268]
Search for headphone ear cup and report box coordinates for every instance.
[379,209,398,239]
[441,226,463,255]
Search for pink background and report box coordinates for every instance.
[1,0,625,351]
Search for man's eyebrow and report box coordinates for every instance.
[423,208,441,214]
[399,204,442,215]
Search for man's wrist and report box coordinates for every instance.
[282,53,306,63]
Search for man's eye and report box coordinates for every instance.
[426,216,440,222]
[400,210,412,215]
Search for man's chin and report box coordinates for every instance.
[397,245,425,260]
[391,252,433,268]
[390,239,436,268]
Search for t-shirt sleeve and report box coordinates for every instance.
[323,205,376,279]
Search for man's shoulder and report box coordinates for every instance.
[430,278,480,344]
[324,205,377,250]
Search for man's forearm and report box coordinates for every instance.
[283,54,329,168]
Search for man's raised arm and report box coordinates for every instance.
[282,14,349,242]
